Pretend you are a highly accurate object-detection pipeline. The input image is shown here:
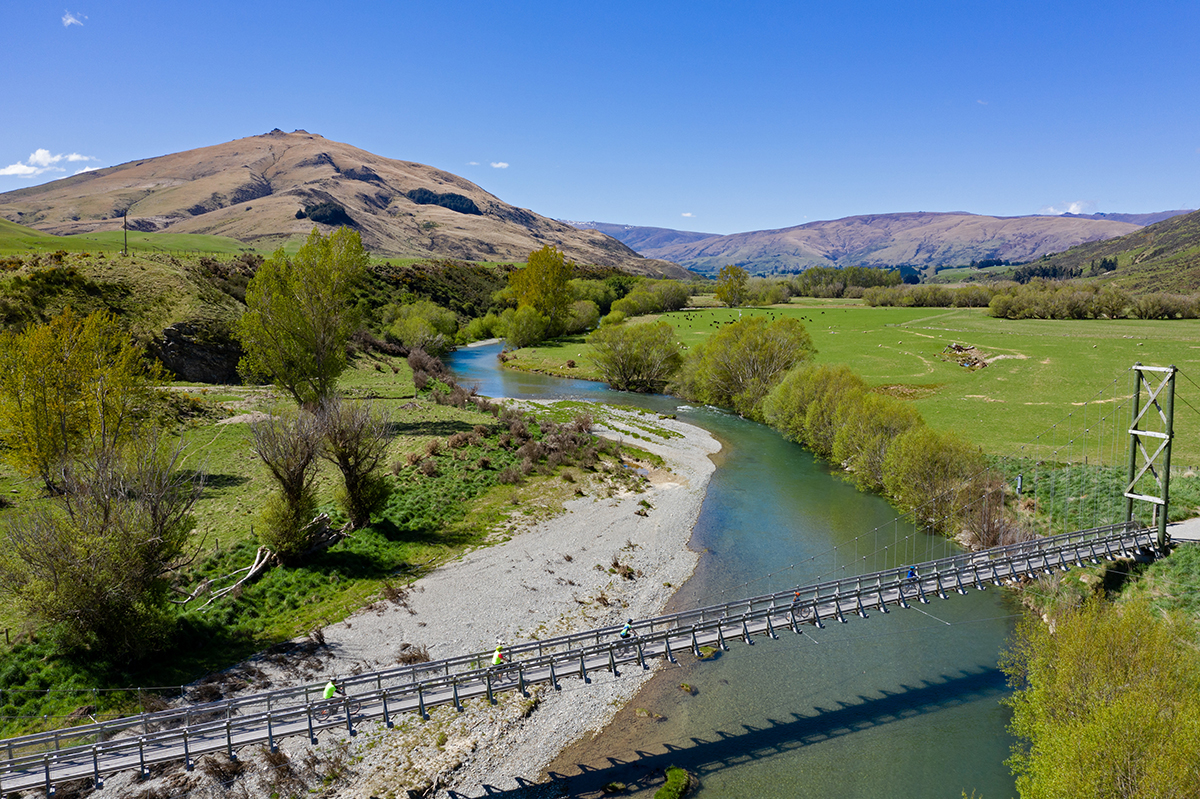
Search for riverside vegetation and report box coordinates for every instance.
[0,232,662,740]
[2,224,1200,796]
[498,273,1200,799]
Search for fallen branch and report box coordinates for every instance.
[199,546,276,610]
[169,579,214,605]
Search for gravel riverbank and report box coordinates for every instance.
[336,405,720,798]
[80,403,719,799]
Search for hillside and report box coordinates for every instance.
[0,130,689,279]
[1034,208,1200,293]
[605,211,1168,274]
[564,221,718,252]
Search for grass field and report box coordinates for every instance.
[0,218,255,256]
[504,298,1200,466]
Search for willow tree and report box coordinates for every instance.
[588,320,682,392]
[237,227,368,408]
[673,316,815,418]
[0,308,163,493]
[509,245,572,337]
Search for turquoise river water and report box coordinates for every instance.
[447,344,1019,799]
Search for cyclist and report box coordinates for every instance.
[323,676,343,701]
[492,644,507,666]
[906,566,917,582]
[619,619,635,639]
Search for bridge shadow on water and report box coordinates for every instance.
[450,666,1008,798]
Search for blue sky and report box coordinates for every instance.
[2,1,1198,234]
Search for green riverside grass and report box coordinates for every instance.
[503,300,1200,465]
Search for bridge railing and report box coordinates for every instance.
[0,520,1159,792]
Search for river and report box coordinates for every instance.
[447,343,1019,798]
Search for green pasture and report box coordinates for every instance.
[0,219,254,256]
[505,301,1200,465]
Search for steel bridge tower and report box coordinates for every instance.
[1124,363,1177,548]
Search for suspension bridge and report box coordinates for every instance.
[0,364,1191,795]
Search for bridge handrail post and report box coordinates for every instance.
[227,718,237,758]
[183,728,191,772]
[381,690,392,728]
[91,745,102,788]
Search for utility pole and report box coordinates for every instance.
[123,210,128,256]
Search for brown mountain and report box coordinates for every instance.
[0,129,690,278]
[616,211,1185,274]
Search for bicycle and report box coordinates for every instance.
[316,695,363,720]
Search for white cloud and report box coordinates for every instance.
[0,163,39,177]
[1,149,97,178]
[466,161,479,166]
[1039,200,1096,215]
[681,212,694,218]
[74,165,101,175]
[490,162,509,169]
[976,99,988,105]
[29,149,58,167]
[62,10,85,27]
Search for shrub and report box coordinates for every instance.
[302,201,354,227]
[505,305,550,349]
[589,321,683,392]
[565,300,600,334]
[673,316,816,418]
[384,300,458,356]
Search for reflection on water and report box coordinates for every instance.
[446,344,1018,799]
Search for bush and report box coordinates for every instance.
[882,426,986,532]
[259,488,319,557]
[302,201,354,227]
[600,310,627,326]
[673,316,816,418]
[505,305,550,349]
[570,278,619,315]
[384,300,458,355]
[565,300,600,334]
[588,321,683,392]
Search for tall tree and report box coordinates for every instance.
[0,308,162,493]
[237,227,369,408]
[714,264,750,307]
[509,245,572,336]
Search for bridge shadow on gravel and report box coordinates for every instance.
[447,666,1007,799]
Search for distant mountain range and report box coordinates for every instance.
[0,130,690,279]
[567,211,1195,274]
